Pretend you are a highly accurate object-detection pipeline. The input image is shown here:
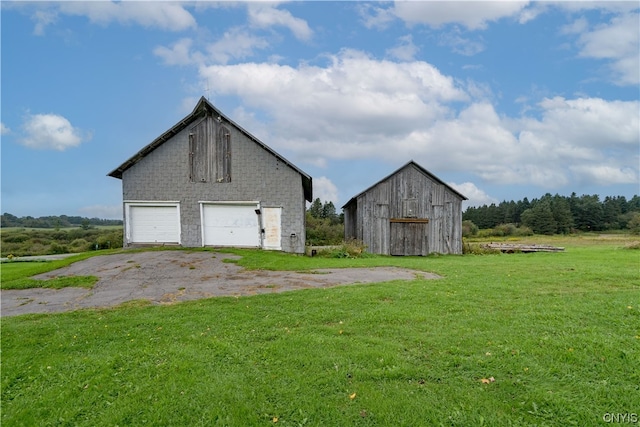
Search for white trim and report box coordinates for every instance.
[198,200,260,206]
[124,202,181,245]
[124,200,180,204]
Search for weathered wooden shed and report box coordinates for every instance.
[342,161,467,256]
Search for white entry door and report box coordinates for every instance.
[127,204,180,244]
[201,202,260,247]
[262,207,282,250]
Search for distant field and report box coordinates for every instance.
[1,225,122,232]
[2,234,638,426]
[1,227,123,257]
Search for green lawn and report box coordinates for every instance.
[2,235,639,426]
[0,251,116,290]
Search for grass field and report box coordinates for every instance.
[1,235,639,426]
[0,251,120,290]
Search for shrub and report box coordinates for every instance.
[313,240,371,258]
[494,223,517,236]
[305,213,343,246]
[0,227,123,257]
[513,226,534,236]
[49,243,69,254]
[51,231,69,241]
[477,224,534,238]
[2,233,30,243]
[70,239,91,251]
[477,229,495,238]
[94,231,122,250]
[462,220,478,237]
[462,241,500,255]
[627,212,640,235]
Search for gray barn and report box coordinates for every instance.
[342,161,467,256]
[108,97,312,253]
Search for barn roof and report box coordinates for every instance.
[342,160,467,209]
[108,97,312,202]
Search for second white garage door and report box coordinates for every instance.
[201,202,260,247]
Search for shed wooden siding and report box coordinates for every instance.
[343,162,466,256]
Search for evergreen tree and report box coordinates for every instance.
[628,195,640,211]
[321,201,338,223]
[308,198,323,219]
[521,200,557,235]
[602,196,623,229]
[572,194,604,231]
[551,194,573,234]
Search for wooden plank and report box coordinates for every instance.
[390,218,429,223]
[215,125,231,182]
[375,204,389,255]
[483,243,565,253]
[189,118,209,182]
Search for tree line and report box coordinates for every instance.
[463,193,640,235]
[1,213,123,229]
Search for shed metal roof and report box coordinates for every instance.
[108,97,313,202]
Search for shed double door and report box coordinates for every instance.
[390,221,428,256]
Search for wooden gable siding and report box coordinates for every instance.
[215,125,231,183]
[189,117,211,183]
[189,117,232,184]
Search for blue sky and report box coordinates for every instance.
[2,1,639,219]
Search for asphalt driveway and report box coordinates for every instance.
[1,251,440,316]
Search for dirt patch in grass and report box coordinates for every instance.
[1,251,440,316]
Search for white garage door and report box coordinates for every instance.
[202,203,260,247]
[127,204,180,244]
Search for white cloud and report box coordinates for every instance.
[391,1,531,30]
[386,35,419,61]
[569,165,638,185]
[200,49,467,149]
[532,96,639,150]
[358,3,396,30]
[247,3,312,41]
[553,1,640,15]
[20,113,90,151]
[448,182,498,208]
[195,48,638,190]
[313,176,339,206]
[560,17,589,35]
[206,27,270,64]
[154,29,270,67]
[1,122,10,135]
[154,38,200,66]
[574,12,640,86]
[30,1,196,34]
